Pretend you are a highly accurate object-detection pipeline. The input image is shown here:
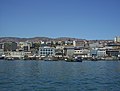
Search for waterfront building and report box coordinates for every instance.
[64,47,74,57]
[0,49,4,56]
[106,50,120,57]
[4,42,17,51]
[39,46,55,57]
[18,42,32,51]
[0,43,4,57]
[55,50,63,58]
[90,49,98,57]
[55,46,64,57]
[97,49,106,57]
[5,51,32,59]
[74,47,89,57]
[6,51,25,58]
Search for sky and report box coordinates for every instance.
[0,0,120,40]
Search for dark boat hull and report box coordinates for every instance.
[66,58,82,62]
[0,57,4,59]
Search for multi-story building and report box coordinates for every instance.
[64,47,74,57]
[39,46,55,57]
[89,42,103,48]
[0,43,4,49]
[4,42,17,51]
[90,48,98,57]
[106,49,120,57]
[114,36,120,43]
[0,43,4,57]
[73,40,85,47]
[17,42,32,51]
[74,47,89,57]
[97,49,106,57]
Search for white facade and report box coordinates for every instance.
[18,42,31,51]
[89,42,103,48]
[74,48,89,57]
[73,40,85,47]
[97,50,106,57]
[0,49,4,56]
[114,36,120,42]
[39,46,55,57]
[5,51,32,58]
[73,40,76,47]
[64,47,74,57]
[56,46,64,49]
[6,51,25,58]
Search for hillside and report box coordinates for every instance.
[0,37,85,42]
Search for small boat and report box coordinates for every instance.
[74,57,82,62]
[0,55,5,60]
[66,57,82,62]
[5,57,14,60]
[44,57,57,61]
[0,56,4,59]
[91,57,97,61]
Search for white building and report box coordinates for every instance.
[74,48,89,57]
[56,46,64,50]
[114,36,120,43]
[89,42,103,48]
[64,47,74,57]
[18,42,32,51]
[5,51,32,59]
[39,46,55,57]
[0,43,4,56]
[73,40,85,47]
[97,50,106,57]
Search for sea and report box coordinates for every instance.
[0,60,120,91]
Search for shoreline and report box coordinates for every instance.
[0,59,120,61]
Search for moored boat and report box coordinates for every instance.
[66,57,82,62]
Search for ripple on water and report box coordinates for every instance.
[0,60,120,91]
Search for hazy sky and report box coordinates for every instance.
[0,0,120,40]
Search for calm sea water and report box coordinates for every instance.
[0,60,120,91]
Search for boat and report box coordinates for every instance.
[0,56,4,59]
[0,55,5,60]
[5,57,14,60]
[66,57,82,62]
[44,57,58,61]
[91,57,98,61]
[74,57,82,62]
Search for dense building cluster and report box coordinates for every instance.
[0,36,120,61]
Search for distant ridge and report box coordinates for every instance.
[55,37,84,41]
[0,37,85,42]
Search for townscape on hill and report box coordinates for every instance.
[0,36,120,61]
